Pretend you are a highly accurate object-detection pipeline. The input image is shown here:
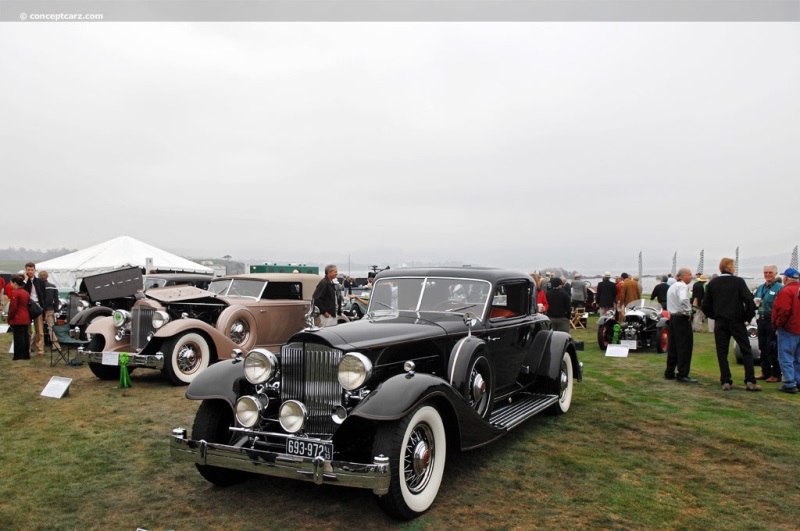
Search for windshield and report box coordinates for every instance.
[625,299,663,312]
[369,277,491,314]
[208,279,266,299]
[143,278,167,290]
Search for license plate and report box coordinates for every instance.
[286,438,333,460]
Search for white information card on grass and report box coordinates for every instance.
[605,344,629,357]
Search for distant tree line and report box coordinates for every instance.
[0,247,75,260]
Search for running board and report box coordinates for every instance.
[489,393,559,431]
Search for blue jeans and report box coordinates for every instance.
[777,329,800,389]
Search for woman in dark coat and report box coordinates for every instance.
[8,274,32,360]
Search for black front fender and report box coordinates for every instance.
[184,358,243,408]
[70,306,112,327]
[350,372,504,450]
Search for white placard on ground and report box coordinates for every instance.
[605,344,630,357]
[0,324,9,333]
[41,376,73,398]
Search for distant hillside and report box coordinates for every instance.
[0,247,76,261]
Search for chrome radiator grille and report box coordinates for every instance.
[131,307,155,351]
[281,342,344,436]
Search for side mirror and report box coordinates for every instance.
[463,312,482,337]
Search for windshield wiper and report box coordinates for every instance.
[373,300,394,310]
[445,303,478,313]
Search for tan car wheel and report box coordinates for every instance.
[163,332,211,385]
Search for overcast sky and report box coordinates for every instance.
[1,22,798,274]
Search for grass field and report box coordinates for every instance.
[1,317,798,530]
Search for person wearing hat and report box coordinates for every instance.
[770,268,800,394]
[691,274,709,332]
[753,265,783,382]
[570,273,587,309]
[702,257,760,392]
[545,277,571,333]
[596,272,616,315]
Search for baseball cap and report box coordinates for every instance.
[782,268,800,279]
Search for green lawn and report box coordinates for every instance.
[0,317,798,530]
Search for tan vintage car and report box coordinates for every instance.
[78,273,323,385]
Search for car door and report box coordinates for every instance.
[483,280,537,390]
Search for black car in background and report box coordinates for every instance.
[171,267,581,520]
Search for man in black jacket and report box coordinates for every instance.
[23,262,47,356]
[702,257,760,392]
[546,277,572,333]
[596,272,616,315]
[39,270,61,350]
[651,275,669,309]
[312,264,339,327]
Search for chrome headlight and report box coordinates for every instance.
[113,310,131,328]
[235,395,269,428]
[151,310,170,329]
[76,300,90,312]
[243,348,278,384]
[338,352,372,391]
[279,400,307,433]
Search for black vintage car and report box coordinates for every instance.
[170,267,581,519]
[597,299,670,353]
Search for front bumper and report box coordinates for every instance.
[75,349,165,369]
[169,428,390,495]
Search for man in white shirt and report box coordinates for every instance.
[665,268,696,383]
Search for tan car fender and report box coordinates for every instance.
[153,318,239,360]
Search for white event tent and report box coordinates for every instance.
[36,235,214,289]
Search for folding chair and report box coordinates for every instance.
[570,307,586,329]
[50,324,89,367]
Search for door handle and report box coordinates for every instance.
[485,336,499,342]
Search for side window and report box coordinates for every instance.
[490,281,529,319]
[262,282,302,300]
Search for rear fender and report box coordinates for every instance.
[537,331,581,383]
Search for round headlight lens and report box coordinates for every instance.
[338,352,373,391]
[152,310,170,330]
[235,395,268,428]
[244,348,278,385]
[113,310,131,328]
[279,400,307,433]
[77,300,90,312]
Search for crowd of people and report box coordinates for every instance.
[662,258,800,394]
[3,262,61,360]
[532,270,644,332]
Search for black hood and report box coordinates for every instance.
[294,312,464,351]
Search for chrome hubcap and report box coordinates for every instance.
[177,344,199,373]
[404,423,435,493]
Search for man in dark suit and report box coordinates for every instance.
[23,262,47,356]
[702,257,760,392]
[650,275,669,309]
